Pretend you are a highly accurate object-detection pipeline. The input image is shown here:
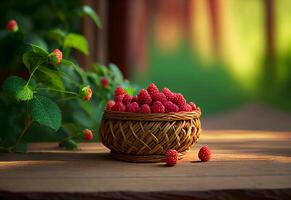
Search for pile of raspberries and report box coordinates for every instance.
[106,83,200,113]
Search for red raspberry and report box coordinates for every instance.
[6,19,18,32]
[173,93,186,106]
[140,104,151,113]
[162,88,175,102]
[189,102,197,111]
[111,102,126,112]
[52,49,62,65]
[137,89,152,105]
[151,101,165,113]
[81,86,92,101]
[122,94,132,105]
[114,94,124,102]
[126,102,139,112]
[101,77,109,88]
[83,129,93,141]
[164,101,179,113]
[152,92,167,104]
[179,103,192,112]
[147,83,159,96]
[166,149,178,167]
[198,146,211,162]
[106,100,115,111]
[131,96,138,103]
[115,86,125,96]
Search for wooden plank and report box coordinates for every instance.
[0,130,290,192]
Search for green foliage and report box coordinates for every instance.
[64,33,89,56]
[16,86,33,101]
[3,76,27,99]
[29,95,61,131]
[80,5,102,28]
[59,139,78,150]
[23,51,46,72]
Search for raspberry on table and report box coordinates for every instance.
[126,102,140,113]
[106,100,115,111]
[166,149,178,167]
[151,101,165,113]
[140,104,151,113]
[164,101,179,113]
[111,102,126,112]
[147,83,159,96]
[152,92,167,104]
[137,89,152,105]
[198,146,211,162]
[83,129,94,141]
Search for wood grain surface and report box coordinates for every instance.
[0,130,290,192]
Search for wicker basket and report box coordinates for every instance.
[99,110,202,162]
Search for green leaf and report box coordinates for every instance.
[30,44,49,57]
[109,63,123,83]
[92,63,109,76]
[3,76,27,98]
[29,95,61,131]
[37,66,65,91]
[59,139,78,150]
[64,33,89,56]
[23,51,46,72]
[62,59,87,84]
[48,29,66,45]
[16,86,33,101]
[80,5,102,28]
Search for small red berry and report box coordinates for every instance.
[81,86,92,101]
[131,96,138,103]
[152,92,167,104]
[106,100,115,111]
[137,89,152,105]
[198,146,211,162]
[7,19,18,32]
[166,149,178,167]
[126,102,139,112]
[173,93,187,107]
[140,104,151,113]
[114,94,124,102]
[179,103,192,112]
[52,49,62,65]
[189,102,197,111]
[164,101,179,113]
[122,94,132,105]
[83,129,93,141]
[101,77,109,88]
[162,88,176,102]
[111,102,126,112]
[151,101,165,113]
[115,86,125,96]
[147,83,159,96]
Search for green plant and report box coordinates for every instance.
[0,5,138,152]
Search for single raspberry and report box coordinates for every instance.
[173,93,187,106]
[131,96,138,103]
[122,94,132,105]
[164,101,179,113]
[7,19,18,32]
[151,101,165,113]
[81,86,92,101]
[83,129,94,141]
[111,102,126,112]
[140,104,151,113]
[106,100,115,111]
[126,102,139,112]
[114,94,124,102]
[51,49,63,65]
[179,103,192,112]
[147,83,159,96]
[166,149,178,167]
[137,89,152,105]
[101,77,109,88]
[189,102,197,111]
[162,88,176,102]
[115,86,125,96]
[152,92,167,104]
[198,146,211,162]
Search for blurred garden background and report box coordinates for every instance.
[0,0,291,148]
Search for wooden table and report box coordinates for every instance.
[0,130,291,199]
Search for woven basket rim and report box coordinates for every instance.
[103,110,201,121]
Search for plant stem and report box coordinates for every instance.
[25,62,44,87]
[37,88,79,96]
[57,96,78,102]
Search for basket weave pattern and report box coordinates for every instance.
[100,111,201,162]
